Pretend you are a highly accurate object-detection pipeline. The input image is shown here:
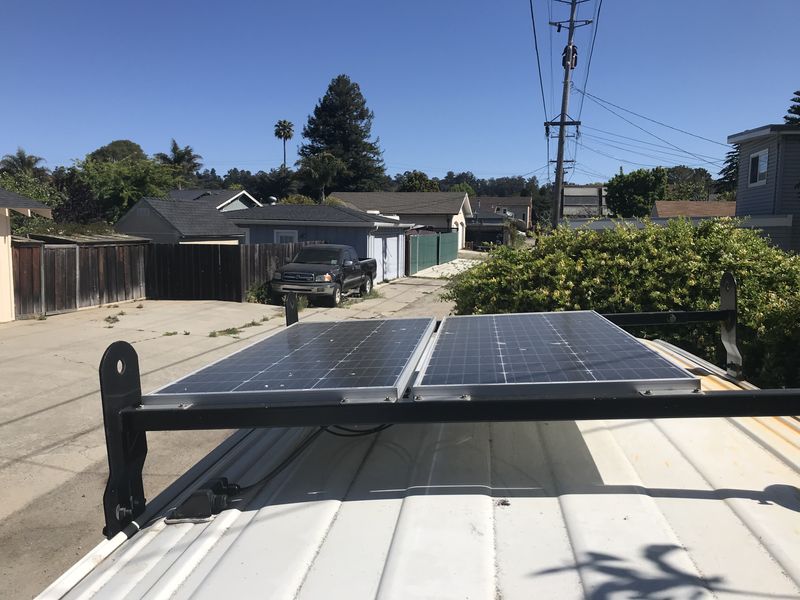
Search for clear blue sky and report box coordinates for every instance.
[2,0,797,185]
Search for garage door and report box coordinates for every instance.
[369,235,384,282]
[383,235,400,281]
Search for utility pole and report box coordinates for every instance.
[547,0,591,228]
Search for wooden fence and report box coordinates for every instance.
[12,242,147,318]
[146,241,318,303]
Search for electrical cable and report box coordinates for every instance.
[528,0,550,119]
[322,424,393,437]
[576,0,602,122]
[574,87,731,148]
[581,133,724,166]
[580,129,725,161]
[238,427,325,492]
[574,89,726,166]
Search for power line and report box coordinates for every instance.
[578,141,720,170]
[581,133,724,166]
[574,88,725,165]
[581,126,725,160]
[528,0,549,118]
[574,87,731,148]
[576,0,602,122]
[547,0,555,115]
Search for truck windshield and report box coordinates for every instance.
[292,248,341,265]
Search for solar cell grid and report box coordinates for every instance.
[414,311,698,399]
[147,318,435,405]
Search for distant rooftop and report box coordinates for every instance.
[138,197,244,238]
[226,203,411,226]
[727,123,800,144]
[333,191,472,216]
[653,200,736,218]
[0,187,52,217]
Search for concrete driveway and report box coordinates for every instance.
[0,276,451,599]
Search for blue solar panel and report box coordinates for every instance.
[146,318,435,406]
[413,311,698,400]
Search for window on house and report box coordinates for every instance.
[748,150,768,186]
[274,230,298,244]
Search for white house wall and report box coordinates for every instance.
[0,211,14,322]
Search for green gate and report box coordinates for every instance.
[407,235,438,275]
[437,231,458,264]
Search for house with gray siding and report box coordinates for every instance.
[728,124,800,251]
[226,205,412,282]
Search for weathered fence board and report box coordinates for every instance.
[12,242,147,318]
[146,242,317,303]
[11,244,44,318]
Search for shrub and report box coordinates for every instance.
[246,282,270,304]
[443,218,800,387]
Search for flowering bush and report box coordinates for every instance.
[443,219,800,387]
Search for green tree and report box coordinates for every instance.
[715,146,739,196]
[449,182,476,196]
[297,152,346,201]
[785,89,800,125]
[606,167,667,217]
[154,139,203,179]
[0,148,47,177]
[280,194,316,205]
[274,120,294,168]
[396,170,439,192]
[78,158,182,222]
[87,140,146,163]
[664,165,712,201]
[299,74,385,191]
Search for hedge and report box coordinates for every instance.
[443,219,800,388]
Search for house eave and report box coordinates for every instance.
[727,124,800,144]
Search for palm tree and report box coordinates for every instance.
[154,139,203,174]
[274,120,294,168]
[0,147,46,175]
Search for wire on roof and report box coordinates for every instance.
[238,427,325,492]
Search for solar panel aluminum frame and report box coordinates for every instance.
[144,318,436,407]
[411,312,700,402]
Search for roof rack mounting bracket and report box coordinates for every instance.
[720,272,743,378]
[99,341,147,538]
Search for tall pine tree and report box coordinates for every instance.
[715,145,739,195]
[785,90,800,125]
[299,75,385,191]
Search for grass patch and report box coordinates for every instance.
[104,315,119,324]
[162,331,178,336]
[117,310,126,316]
[261,315,270,322]
[136,303,143,309]
[209,327,241,338]
[241,320,262,328]
[35,314,47,320]
[183,331,190,335]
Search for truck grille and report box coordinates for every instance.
[282,272,314,282]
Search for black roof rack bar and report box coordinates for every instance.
[98,272,765,538]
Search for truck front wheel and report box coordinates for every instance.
[329,284,342,307]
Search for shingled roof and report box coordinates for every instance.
[225,204,409,226]
[167,188,262,209]
[0,187,52,217]
[331,191,472,216]
[136,197,245,238]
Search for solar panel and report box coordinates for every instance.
[412,311,699,401]
[146,318,435,406]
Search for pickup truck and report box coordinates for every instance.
[270,244,377,306]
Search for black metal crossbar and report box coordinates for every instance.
[97,272,796,538]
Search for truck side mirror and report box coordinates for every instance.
[343,259,354,267]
